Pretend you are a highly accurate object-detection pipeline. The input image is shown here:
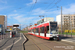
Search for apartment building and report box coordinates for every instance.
[56,14,75,32]
[0,15,7,33]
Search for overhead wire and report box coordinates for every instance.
[27,0,37,26]
[44,0,55,10]
[42,0,61,16]
[27,0,37,17]
[46,0,61,11]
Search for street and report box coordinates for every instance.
[0,33,75,50]
[24,33,75,50]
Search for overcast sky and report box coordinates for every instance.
[0,0,75,29]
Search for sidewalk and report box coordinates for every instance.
[0,33,10,48]
[0,33,9,40]
[59,35,75,42]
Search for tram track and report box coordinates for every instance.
[27,34,75,50]
[23,33,41,50]
[24,34,53,50]
[25,34,42,50]
[23,33,75,50]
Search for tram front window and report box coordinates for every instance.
[50,22,57,33]
[50,22,57,28]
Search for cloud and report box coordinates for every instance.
[7,23,12,26]
[0,6,9,11]
[8,14,18,19]
[62,4,75,14]
[31,8,46,15]
[13,15,40,23]
[31,3,75,16]
[0,0,7,4]
[8,14,39,23]
[13,10,17,12]
[7,3,75,29]
[26,0,36,6]
[26,0,40,6]
[31,8,53,15]
[49,4,75,15]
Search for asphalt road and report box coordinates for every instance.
[24,33,75,50]
[0,33,25,50]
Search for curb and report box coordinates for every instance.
[22,33,27,50]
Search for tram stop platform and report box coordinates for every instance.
[59,35,75,42]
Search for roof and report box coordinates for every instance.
[7,26,13,27]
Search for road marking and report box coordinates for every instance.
[3,33,22,50]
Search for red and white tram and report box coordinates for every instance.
[28,21,59,40]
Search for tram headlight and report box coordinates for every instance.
[57,35,59,36]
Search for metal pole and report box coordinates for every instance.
[61,6,62,36]
[3,25,4,39]
[43,16,44,22]
[20,24,21,30]
[71,15,72,37]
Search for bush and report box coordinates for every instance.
[64,30,69,33]
[64,30,75,33]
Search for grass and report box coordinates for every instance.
[20,31,28,33]
[59,32,75,35]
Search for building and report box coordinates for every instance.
[0,15,7,33]
[0,24,3,34]
[7,26,13,31]
[56,14,75,32]
[37,17,54,25]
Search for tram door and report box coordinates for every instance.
[44,26,47,37]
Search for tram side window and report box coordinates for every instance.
[40,27,44,33]
[35,28,39,33]
[46,26,49,33]
[28,30,31,32]
[32,29,34,32]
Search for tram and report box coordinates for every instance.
[28,21,59,40]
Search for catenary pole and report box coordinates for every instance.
[61,6,62,36]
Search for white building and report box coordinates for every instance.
[56,15,61,25]
[37,17,54,25]
[44,17,54,22]
[56,14,75,31]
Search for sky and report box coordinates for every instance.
[0,0,75,29]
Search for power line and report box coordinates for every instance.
[28,0,37,17]
[44,0,55,10]
[46,0,61,12]
[42,0,61,15]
